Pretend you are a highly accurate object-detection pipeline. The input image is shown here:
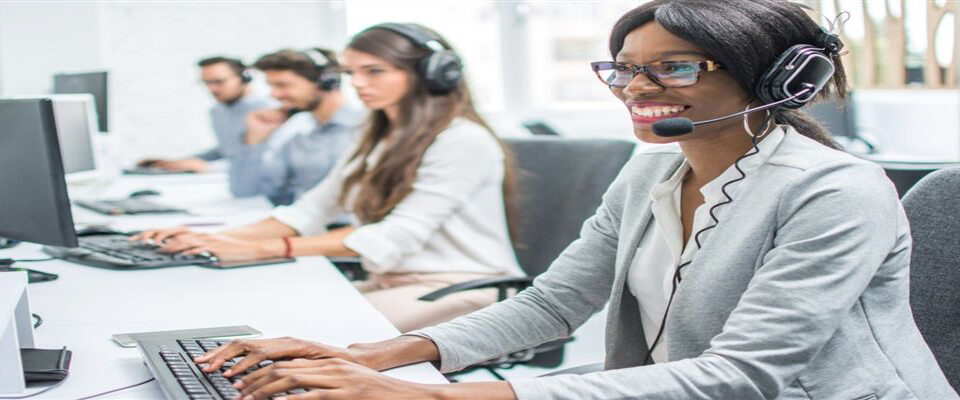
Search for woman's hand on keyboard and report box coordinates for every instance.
[195,337,365,378]
[233,358,449,400]
[158,233,276,261]
[129,226,194,243]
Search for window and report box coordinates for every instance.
[512,1,641,110]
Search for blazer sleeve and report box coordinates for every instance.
[506,161,904,399]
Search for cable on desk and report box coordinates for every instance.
[0,258,55,266]
[0,373,69,399]
[31,313,41,329]
[75,377,156,400]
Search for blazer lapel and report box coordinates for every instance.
[605,156,683,369]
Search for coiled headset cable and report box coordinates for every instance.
[642,110,776,365]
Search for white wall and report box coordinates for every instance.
[0,3,103,95]
[0,2,346,163]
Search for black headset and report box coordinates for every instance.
[754,31,842,108]
[238,63,253,84]
[300,48,341,91]
[367,23,463,94]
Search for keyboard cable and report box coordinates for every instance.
[75,377,156,400]
[0,258,55,266]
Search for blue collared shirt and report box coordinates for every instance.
[229,105,365,205]
[194,93,278,161]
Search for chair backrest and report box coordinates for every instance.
[504,137,635,277]
[902,167,960,390]
[804,94,857,139]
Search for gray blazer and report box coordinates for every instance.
[414,128,957,399]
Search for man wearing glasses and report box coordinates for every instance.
[138,56,278,173]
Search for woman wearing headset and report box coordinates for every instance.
[194,2,957,399]
[135,24,522,334]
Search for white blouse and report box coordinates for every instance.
[627,126,786,363]
[271,118,523,277]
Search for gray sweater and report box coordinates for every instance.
[413,128,957,399]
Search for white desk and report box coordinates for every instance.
[0,173,446,399]
[67,173,275,231]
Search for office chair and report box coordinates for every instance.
[902,167,960,391]
[873,160,959,198]
[804,92,878,154]
[416,136,636,379]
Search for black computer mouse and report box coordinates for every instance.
[128,189,161,198]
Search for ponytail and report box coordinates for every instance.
[773,108,841,150]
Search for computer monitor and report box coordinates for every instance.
[0,98,79,247]
[47,94,99,175]
[52,71,108,132]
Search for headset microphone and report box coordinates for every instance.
[652,85,814,137]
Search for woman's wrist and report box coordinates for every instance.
[256,238,286,259]
[348,335,441,371]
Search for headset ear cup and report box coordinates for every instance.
[755,44,834,109]
[318,71,340,91]
[419,51,462,94]
[756,45,801,104]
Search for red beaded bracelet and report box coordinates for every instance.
[281,236,293,258]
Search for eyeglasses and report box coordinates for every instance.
[590,60,723,88]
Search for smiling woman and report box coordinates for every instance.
[184,1,957,399]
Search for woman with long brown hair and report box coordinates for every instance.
[134,23,522,333]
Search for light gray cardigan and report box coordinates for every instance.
[413,128,958,399]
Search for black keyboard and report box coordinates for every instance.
[42,234,217,269]
[138,339,312,400]
[75,199,185,215]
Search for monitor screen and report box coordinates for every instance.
[49,95,97,174]
[52,71,108,132]
[0,98,78,247]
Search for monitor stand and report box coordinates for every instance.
[0,272,33,395]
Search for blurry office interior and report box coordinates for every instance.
[0,0,958,383]
[1,1,957,167]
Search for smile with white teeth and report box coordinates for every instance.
[631,105,686,118]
